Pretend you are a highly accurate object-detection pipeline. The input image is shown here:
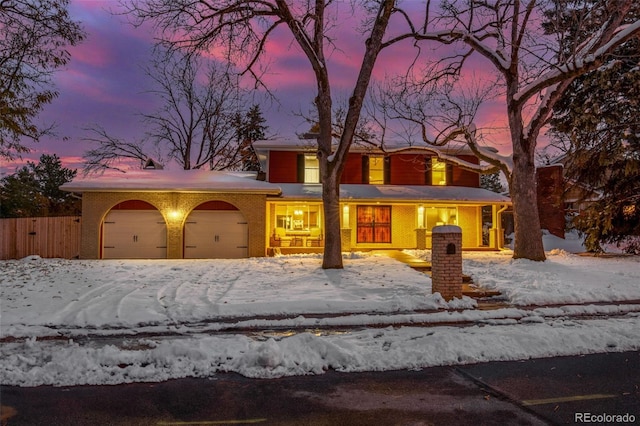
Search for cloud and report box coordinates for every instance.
[14,1,521,168]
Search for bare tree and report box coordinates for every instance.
[82,125,157,173]
[125,0,397,269]
[83,48,246,172]
[143,49,244,170]
[0,0,85,159]
[369,69,505,173]
[378,0,640,261]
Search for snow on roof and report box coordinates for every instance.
[276,183,511,204]
[61,169,510,204]
[61,170,282,194]
[253,138,482,156]
[253,137,318,151]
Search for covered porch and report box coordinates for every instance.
[266,184,511,255]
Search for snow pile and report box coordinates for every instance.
[462,250,640,306]
[3,317,639,387]
[1,255,466,333]
[2,249,640,387]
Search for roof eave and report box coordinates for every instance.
[61,186,282,195]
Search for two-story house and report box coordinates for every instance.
[61,138,510,259]
[255,138,510,254]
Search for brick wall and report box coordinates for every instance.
[536,165,565,238]
[457,206,480,247]
[80,192,267,259]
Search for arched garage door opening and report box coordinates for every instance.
[102,200,167,259]
[184,201,248,259]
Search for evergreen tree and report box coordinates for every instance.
[0,168,45,217]
[0,154,79,217]
[0,0,85,159]
[236,104,267,172]
[480,172,505,194]
[548,5,640,253]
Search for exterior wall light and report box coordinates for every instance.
[342,204,350,228]
[417,205,425,228]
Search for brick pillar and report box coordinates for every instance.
[536,165,565,239]
[431,225,462,301]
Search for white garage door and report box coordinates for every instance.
[103,210,167,259]
[184,210,248,259]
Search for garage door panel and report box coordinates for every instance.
[184,211,248,259]
[103,210,167,259]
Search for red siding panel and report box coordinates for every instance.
[268,151,298,183]
[266,149,481,187]
[341,153,364,184]
[390,154,426,185]
[451,155,480,187]
[111,200,156,210]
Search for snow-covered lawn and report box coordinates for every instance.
[1,235,640,387]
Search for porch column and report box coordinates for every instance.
[490,205,498,249]
[341,228,352,252]
[415,228,427,250]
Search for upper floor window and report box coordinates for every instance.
[431,157,448,186]
[368,156,385,184]
[362,155,389,184]
[298,154,320,183]
[305,155,320,183]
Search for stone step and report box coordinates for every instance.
[372,249,502,299]
[462,284,502,298]
[405,262,473,284]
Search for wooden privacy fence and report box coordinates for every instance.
[0,216,81,260]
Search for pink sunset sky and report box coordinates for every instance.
[1,1,514,175]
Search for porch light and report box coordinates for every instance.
[342,205,350,228]
[417,205,425,228]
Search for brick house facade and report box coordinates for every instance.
[62,139,511,259]
[62,172,279,259]
[257,139,510,254]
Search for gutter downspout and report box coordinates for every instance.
[496,204,509,249]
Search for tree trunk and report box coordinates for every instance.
[510,140,546,261]
[322,166,343,269]
[316,75,343,268]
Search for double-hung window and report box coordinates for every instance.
[298,154,320,183]
[431,157,447,186]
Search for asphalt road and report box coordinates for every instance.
[457,350,640,425]
[1,351,638,426]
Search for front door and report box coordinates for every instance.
[356,205,392,243]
